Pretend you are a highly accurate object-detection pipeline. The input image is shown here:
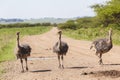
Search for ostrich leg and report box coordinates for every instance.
[58,55,61,68]
[25,58,28,71]
[98,53,103,65]
[20,59,24,72]
[61,55,64,69]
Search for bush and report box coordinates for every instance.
[58,20,77,30]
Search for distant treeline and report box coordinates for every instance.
[0,18,24,22]
[0,22,53,28]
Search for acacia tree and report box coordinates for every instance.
[91,0,120,27]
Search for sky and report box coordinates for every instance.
[0,0,109,19]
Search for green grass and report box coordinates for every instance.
[63,27,120,45]
[0,26,51,62]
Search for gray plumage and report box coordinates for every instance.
[16,32,31,72]
[53,30,68,69]
[90,28,113,65]
[53,41,68,55]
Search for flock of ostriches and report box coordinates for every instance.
[16,28,112,72]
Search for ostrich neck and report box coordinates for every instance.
[17,35,20,48]
[58,34,62,48]
[108,33,112,43]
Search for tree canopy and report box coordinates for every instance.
[91,0,120,27]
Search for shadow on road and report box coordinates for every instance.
[66,66,88,69]
[30,69,52,73]
[104,63,120,66]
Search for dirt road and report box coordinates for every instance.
[1,27,120,80]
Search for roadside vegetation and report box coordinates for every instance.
[58,0,120,45]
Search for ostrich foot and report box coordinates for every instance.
[26,67,28,71]
[99,59,103,65]
[61,65,64,69]
[58,64,61,69]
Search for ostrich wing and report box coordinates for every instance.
[20,44,31,54]
[60,41,69,53]
[53,41,69,54]
[93,38,110,52]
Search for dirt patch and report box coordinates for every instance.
[82,70,120,78]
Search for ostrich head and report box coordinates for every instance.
[16,32,20,35]
[58,30,62,35]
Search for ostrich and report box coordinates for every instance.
[90,28,113,65]
[53,30,69,69]
[16,32,31,72]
